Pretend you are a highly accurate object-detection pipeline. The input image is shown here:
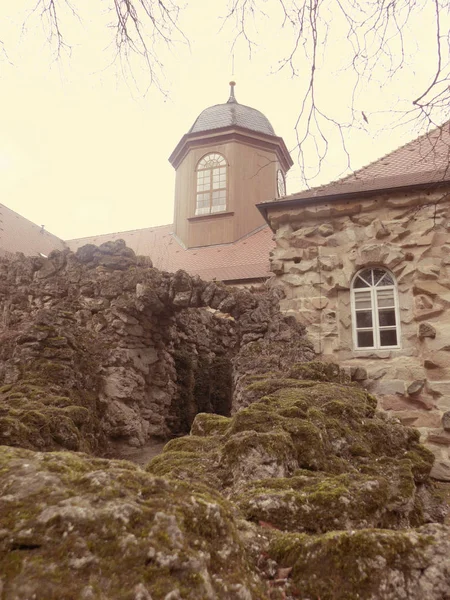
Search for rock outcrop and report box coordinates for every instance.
[1,242,450,600]
[0,241,311,454]
[1,362,450,599]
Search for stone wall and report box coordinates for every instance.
[0,240,310,454]
[267,186,450,479]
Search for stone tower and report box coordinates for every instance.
[169,82,293,249]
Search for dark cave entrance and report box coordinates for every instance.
[171,351,233,435]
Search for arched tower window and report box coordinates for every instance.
[351,267,401,349]
[195,153,227,216]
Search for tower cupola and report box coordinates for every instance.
[169,83,293,249]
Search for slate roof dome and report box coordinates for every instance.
[188,82,275,137]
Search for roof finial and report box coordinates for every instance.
[227,81,237,104]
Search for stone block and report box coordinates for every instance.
[417,264,441,280]
[288,259,316,274]
[270,260,284,275]
[401,232,434,247]
[281,274,303,287]
[419,322,437,339]
[415,295,434,310]
[103,367,146,401]
[386,196,421,209]
[372,219,390,239]
[443,411,450,431]
[318,223,334,237]
[430,460,450,481]
[379,395,412,411]
[350,366,367,381]
[372,379,405,396]
[428,429,450,445]
[310,297,328,310]
[414,308,445,322]
[413,281,450,304]
[276,248,303,261]
[424,359,440,369]
[392,410,442,428]
[407,380,425,396]
[351,215,374,228]
[318,255,342,271]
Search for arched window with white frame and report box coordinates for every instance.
[351,267,401,350]
[195,153,227,216]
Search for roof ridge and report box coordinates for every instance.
[66,223,173,243]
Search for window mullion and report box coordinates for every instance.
[373,286,381,349]
[208,169,213,211]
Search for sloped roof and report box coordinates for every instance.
[260,120,450,208]
[188,83,275,137]
[0,203,66,257]
[66,225,274,282]
[190,103,275,137]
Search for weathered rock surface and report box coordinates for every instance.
[0,446,266,600]
[1,243,450,599]
[149,361,444,533]
[0,241,311,454]
[1,362,449,599]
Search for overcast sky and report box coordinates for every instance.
[0,1,447,241]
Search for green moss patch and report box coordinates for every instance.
[269,527,435,600]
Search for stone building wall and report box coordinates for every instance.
[267,186,450,479]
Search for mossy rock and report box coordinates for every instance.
[148,378,443,528]
[190,412,231,437]
[269,525,445,600]
[0,445,269,600]
[0,382,104,454]
[235,459,424,533]
[289,360,349,383]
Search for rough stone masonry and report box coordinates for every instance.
[0,239,312,455]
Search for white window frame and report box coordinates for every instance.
[195,153,227,216]
[350,268,401,351]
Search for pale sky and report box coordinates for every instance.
[0,1,447,241]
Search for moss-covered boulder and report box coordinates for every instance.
[0,445,267,600]
[0,321,106,454]
[269,524,450,600]
[2,361,450,599]
[148,367,443,532]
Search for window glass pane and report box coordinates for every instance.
[357,331,374,348]
[356,311,373,328]
[212,191,226,203]
[211,204,226,213]
[380,329,398,346]
[378,309,396,327]
[358,269,373,285]
[195,206,211,216]
[377,272,394,286]
[373,268,388,285]
[198,154,226,169]
[196,193,210,209]
[354,276,370,288]
[354,291,372,310]
[377,289,395,308]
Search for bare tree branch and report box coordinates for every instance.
[224,0,450,185]
[24,0,187,90]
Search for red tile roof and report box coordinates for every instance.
[260,120,450,208]
[67,225,275,282]
[0,203,66,257]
